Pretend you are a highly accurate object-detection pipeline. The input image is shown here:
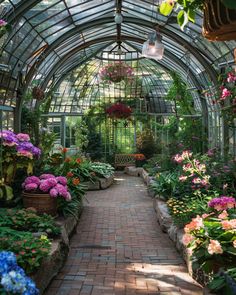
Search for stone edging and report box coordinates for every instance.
[32,206,83,294]
[84,175,114,191]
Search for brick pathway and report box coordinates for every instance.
[45,173,202,295]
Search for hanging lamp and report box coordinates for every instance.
[142,31,164,60]
[114,12,123,24]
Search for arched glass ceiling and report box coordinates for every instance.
[0,0,235,109]
[47,47,202,115]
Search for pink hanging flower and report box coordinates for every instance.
[221,88,231,100]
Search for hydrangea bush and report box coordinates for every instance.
[22,174,71,200]
[0,251,38,295]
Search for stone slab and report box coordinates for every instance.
[100,175,114,189]
[124,166,143,176]
[153,198,173,232]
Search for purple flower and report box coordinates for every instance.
[0,19,7,27]
[31,147,41,157]
[39,174,55,180]
[16,133,30,142]
[208,196,236,211]
[49,188,58,198]
[24,183,38,191]
[56,176,67,186]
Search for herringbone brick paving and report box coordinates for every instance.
[45,173,202,295]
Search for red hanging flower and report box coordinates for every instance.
[105,102,132,119]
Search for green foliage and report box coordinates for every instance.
[208,268,236,294]
[0,228,50,274]
[90,162,115,178]
[150,171,180,200]
[165,72,195,115]
[136,128,156,159]
[0,208,60,237]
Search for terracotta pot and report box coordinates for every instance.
[22,192,57,216]
[202,0,236,41]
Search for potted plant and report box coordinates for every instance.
[99,62,134,83]
[134,154,146,167]
[22,174,71,216]
[32,86,45,101]
[159,0,236,41]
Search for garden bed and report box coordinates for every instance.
[32,206,83,294]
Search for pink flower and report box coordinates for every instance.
[0,19,7,27]
[39,174,55,180]
[55,184,68,198]
[179,175,187,182]
[221,88,231,99]
[56,176,67,186]
[66,192,72,201]
[17,150,33,159]
[227,72,236,83]
[24,176,40,185]
[207,240,223,255]
[49,188,58,198]
[16,133,30,142]
[39,181,51,192]
[46,178,57,187]
[221,219,236,230]
[182,234,194,246]
[24,183,38,191]
[192,177,201,184]
[173,154,183,163]
[181,150,192,159]
[184,215,203,233]
[218,210,228,220]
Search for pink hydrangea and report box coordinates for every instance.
[23,176,40,185]
[39,181,51,192]
[46,177,57,187]
[39,174,55,180]
[55,184,68,198]
[17,150,33,159]
[16,133,30,142]
[66,192,72,201]
[49,188,58,198]
[24,183,38,191]
[208,196,236,211]
[56,176,67,186]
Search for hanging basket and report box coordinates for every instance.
[202,0,236,41]
[22,192,57,216]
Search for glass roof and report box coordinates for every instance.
[0,0,235,114]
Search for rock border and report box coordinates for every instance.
[84,175,114,191]
[32,206,83,294]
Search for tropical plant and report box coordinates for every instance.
[90,162,115,178]
[159,0,236,30]
[136,128,157,159]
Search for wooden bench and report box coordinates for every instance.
[114,154,136,169]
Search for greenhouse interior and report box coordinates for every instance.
[0,0,236,294]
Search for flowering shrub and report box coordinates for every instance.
[183,196,236,275]
[0,130,41,201]
[106,102,132,120]
[134,154,146,161]
[0,251,39,295]
[213,68,236,125]
[99,62,134,83]
[22,174,71,200]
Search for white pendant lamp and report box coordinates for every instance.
[114,12,123,24]
[142,32,164,60]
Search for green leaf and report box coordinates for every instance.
[159,1,174,16]
[187,9,195,23]
[221,0,236,9]
[208,276,225,291]
[5,186,13,201]
[177,10,189,30]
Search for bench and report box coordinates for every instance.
[114,154,136,169]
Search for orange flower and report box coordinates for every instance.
[62,148,68,153]
[72,178,80,186]
[76,158,82,164]
[64,157,71,163]
[67,172,74,178]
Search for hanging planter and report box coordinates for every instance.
[159,0,236,41]
[0,19,11,49]
[202,0,236,41]
[99,62,134,83]
[106,102,132,120]
[32,86,45,100]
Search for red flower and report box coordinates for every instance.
[106,102,132,119]
[76,158,82,164]
[67,172,74,178]
[62,148,68,153]
[72,178,80,186]
[64,157,71,163]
